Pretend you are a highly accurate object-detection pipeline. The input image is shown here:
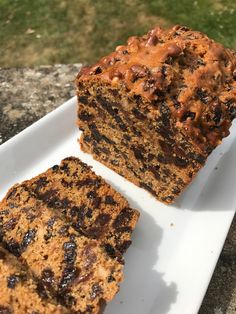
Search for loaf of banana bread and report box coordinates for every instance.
[0,157,139,313]
[0,246,66,314]
[76,25,236,203]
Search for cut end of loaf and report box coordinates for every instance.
[76,25,236,203]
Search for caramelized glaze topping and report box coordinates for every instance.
[77,25,236,148]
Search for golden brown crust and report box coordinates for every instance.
[77,25,236,151]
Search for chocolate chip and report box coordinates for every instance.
[59,225,69,236]
[87,190,97,199]
[157,154,170,164]
[104,243,116,258]
[159,102,171,126]
[7,274,22,289]
[107,275,115,283]
[83,135,92,143]
[83,226,103,238]
[56,290,76,307]
[70,206,80,217]
[61,178,73,188]
[139,182,157,196]
[131,145,144,161]
[38,189,58,203]
[163,167,171,177]
[172,187,181,195]
[88,123,115,144]
[108,88,119,97]
[95,214,111,226]
[6,188,17,200]
[47,216,57,228]
[86,208,93,218]
[105,195,117,205]
[174,157,189,168]
[0,209,9,216]
[165,56,173,65]
[44,232,52,241]
[196,88,208,104]
[111,159,119,166]
[41,268,55,293]
[3,218,17,231]
[91,283,102,300]
[21,229,37,250]
[78,96,89,105]
[60,163,70,175]
[48,197,70,209]
[52,165,59,172]
[59,266,80,292]
[6,240,21,257]
[133,94,143,105]
[99,146,110,154]
[104,243,124,264]
[132,126,142,137]
[159,139,172,154]
[213,106,222,124]
[147,154,155,162]
[63,241,77,265]
[161,65,167,76]
[187,152,205,164]
[113,208,133,229]
[76,178,98,188]
[78,111,93,122]
[177,178,184,186]
[123,134,131,141]
[96,96,128,131]
[148,165,161,180]
[132,108,146,120]
[117,240,132,253]
[34,177,49,193]
[75,274,92,286]
[161,196,174,203]
[83,244,97,268]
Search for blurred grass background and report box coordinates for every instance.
[0,0,236,67]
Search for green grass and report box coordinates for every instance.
[0,0,235,66]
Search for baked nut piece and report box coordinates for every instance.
[21,156,139,254]
[0,186,124,313]
[76,25,236,203]
[0,246,66,314]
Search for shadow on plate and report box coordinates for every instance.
[105,192,178,314]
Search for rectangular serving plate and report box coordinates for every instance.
[0,96,235,314]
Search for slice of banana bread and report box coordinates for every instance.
[0,246,66,314]
[0,185,124,314]
[76,25,236,203]
[21,156,139,254]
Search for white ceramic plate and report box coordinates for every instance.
[0,97,235,314]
